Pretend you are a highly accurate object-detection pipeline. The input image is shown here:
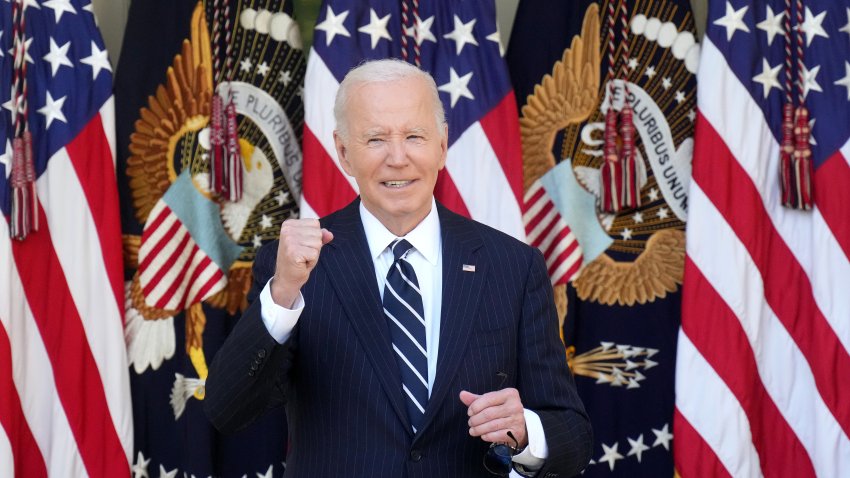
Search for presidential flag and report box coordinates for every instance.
[115,0,304,476]
[508,0,698,475]
[301,0,524,240]
[0,0,133,476]
[676,0,850,476]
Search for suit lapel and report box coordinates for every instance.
[415,205,485,440]
[319,200,412,435]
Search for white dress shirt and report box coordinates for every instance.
[257,199,547,468]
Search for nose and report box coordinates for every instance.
[385,138,409,167]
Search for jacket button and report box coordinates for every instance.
[248,370,255,377]
[250,363,259,371]
[409,450,422,462]
[257,348,267,358]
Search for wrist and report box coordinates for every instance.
[270,278,300,308]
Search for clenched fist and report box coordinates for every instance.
[271,218,334,307]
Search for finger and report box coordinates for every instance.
[321,228,334,244]
[469,416,516,437]
[480,429,517,444]
[466,389,514,416]
[459,390,479,407]
[468,405,514,428]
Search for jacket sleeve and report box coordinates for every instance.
[204,240,296,433]
[518,247,593,477]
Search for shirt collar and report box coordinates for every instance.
[360,198,441,266]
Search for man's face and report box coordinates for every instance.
[334,76,448,234]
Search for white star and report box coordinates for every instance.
[2,87,14,113]
[687,109,696,122]
[627,434,651,462]
[37,91,67,128]
[675,90,686,104]
[315,6,350,46]
[486,27,504,56]
[0,139,12,179]
[404,14,437,46]
[43,0,76,22]
[158,465,178,478]
[657,207,670,220]
[598,442,624,471]
[288,210,299,219]
[632,211,644,223]
[276,190,290,206]
[645,66,656,79]
[132,451,150,478]
[621,228,633,240]
[757,6,785,46]
[240,58,253,72]
[840,8,850,37]
[297,86,304,97]
[808,118,817,146]
[82,2,94,14]
[835,64,850,100]
[8,37,34,64]
[357,8,391,49]
[437,67,474,108]
[802,64,823,99]
[801,7,829,47]
[278,69,292,85]
[443,15,478,55]
[43,38,73,77]
[652,423,674,450]
[661,77,672,90]
[752,58,782,99]
[257,61,270,76]
[260,214,273,229]
[20,0,41,11]
[714,2,750,41]
[628,58,639,70]
[648,188,660,201]
[0,32,3,58]
[252,235,262,249]
[256,464,273,478]
[80,41,111,79]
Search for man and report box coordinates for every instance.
[204,59,592,477]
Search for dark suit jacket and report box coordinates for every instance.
[205,199,592,477]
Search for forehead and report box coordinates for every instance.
[346,77,436,129]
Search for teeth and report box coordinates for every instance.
[384,181,410,187]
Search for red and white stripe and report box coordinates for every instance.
[137,201,227,310]
[675,38,850,477]
[301,50,525,241]
[0,99,133,476]
[522,180,582,285]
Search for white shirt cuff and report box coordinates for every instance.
[511,408,548,469]
[259,278,304,344]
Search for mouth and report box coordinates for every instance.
[382,180,415,188]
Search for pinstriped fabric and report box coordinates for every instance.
[205,199,593,478]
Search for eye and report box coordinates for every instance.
[366,138,384,146]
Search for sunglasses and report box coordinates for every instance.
[483,430,520,476]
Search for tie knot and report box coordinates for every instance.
[390,238,414,261]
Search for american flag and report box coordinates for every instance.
[0,0,132,476]
[301,0,524,239]
[676,0,850,476]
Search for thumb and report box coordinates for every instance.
[459,390,480,407]
[321,228,334,245]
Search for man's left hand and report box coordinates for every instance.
[460,389,528,448]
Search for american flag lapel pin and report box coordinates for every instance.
[462,264,476,272]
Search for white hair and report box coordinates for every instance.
[333,58,447,140]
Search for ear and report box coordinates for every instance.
[438,124,448,170]
[333,131,353,176]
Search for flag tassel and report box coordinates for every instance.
[224,100,242,202]
[780,103,796,207]
[792,106,814,210]
[210,94,226,196]
[600,107,639,214]
[10,132,38,240]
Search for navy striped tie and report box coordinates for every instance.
[383,239,428,432]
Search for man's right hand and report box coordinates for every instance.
[271,219,334,308]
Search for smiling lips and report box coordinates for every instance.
[383,180,414,188]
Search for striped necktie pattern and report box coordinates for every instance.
[383,238,428,432]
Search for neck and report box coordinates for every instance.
[362,202,432,237]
